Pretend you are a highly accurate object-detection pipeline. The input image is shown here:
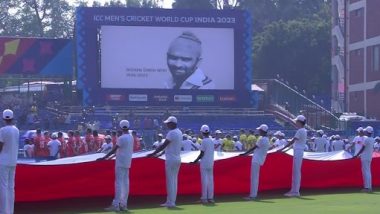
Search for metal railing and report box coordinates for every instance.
[254,79,346,131]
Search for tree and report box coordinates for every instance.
[0,0,74,38]
[253,15,331,95]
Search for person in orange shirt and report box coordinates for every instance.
[33,129,45,158]
[66,130,75,157]
[74,130,87,155]
[93,130,103,152]
[132,130,141,152]
[85,128,94,152]
[42,131,51,157]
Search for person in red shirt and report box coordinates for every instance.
[42,131,51,157]
[74,130,87,155]
[132,130,141,152]
[33,129,45,158]
[58,132,66,158]
[85,128,94,152]
[66,130,75,157]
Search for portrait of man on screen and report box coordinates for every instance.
[164,31,215,90]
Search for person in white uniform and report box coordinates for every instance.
[190,136,201,151]
[98,120,134,212]
[98,135,113,153]
[270,131,285,150]
[353,126,375,193]
[352,127,365,156]
[280,115,307,197]
[147,116,183,208]
[240,124,270,200]
[313,130,327,152]
[0,109,19,214]
[192,125,215,203]
[374,137,380,152]
[181,134,193,151]
[23,138,34,158]
[233,136,243,151]
[332,135,344,151]
[152,134,164,150]
[47,133,61,160]
[213,130,223,152]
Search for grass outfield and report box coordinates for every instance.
[16,189,380,214]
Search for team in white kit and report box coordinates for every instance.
[1,110,377,213]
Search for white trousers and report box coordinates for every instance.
[361,159,372,189]
[290,150,304,194]
[200,167,214,200]
[0,165,16,214]
[112,167,129,208]
[165,160,181,206]
[250,162,260,198]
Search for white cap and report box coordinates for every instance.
[294,115,306,123]
[322,134,327,138]
[3,109,13,120]
[183,134,188,138]
[274,131,282,136]
[200,125,210,133]
[280,132,285,137]
[215,130,222,134]
[51,133,58,139]
[233,135,238,139]
[356,127,364,132]
[256,124,269,132]
[105,135,112,140]
[119,120,130,129]
[364,126,374,134]
[317,130,324,135]
[335,135,340,139]
[375,137,380,141]
[164,116,177,124]
[158,133,163,137]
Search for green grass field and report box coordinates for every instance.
[16,189,380,214]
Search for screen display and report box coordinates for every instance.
[100,25,235,90]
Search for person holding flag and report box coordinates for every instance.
[97,120,134,212]
[280,115,307,197]
[147,116,183,208]
[192,125,215,203]
[0,109,19,214]
[353,126,375,193]
[239,124,270,200]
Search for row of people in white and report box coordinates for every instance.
[1,111,376,213]
[100,115,376,212]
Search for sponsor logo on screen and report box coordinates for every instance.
[196,95,215,103]
[153,95,169,102]
[219,95,236,102]
[174,95,193,102]
[129,94,148,102]
[106,94,125,101]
